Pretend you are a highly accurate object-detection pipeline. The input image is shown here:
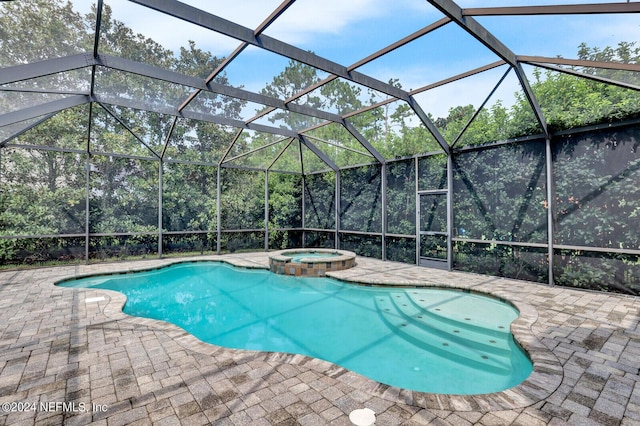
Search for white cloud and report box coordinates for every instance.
[84,0,392,57]
[261,0,387,43]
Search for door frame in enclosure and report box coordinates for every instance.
[417,190,450,269]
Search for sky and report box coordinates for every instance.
[72,0,640,120]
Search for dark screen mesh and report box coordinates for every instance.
[340,233,382,259]
[304,231,335,248]
[162,233,215,256]
[453,140,547,243]
[163,163,217,232]
[1,148,86,235]
[89,234,158,261]
[553,125,640,249]
[340,164,382,232]
[269,230,303,250]
[268,173,302,230]
[418,154,447,191]
[0,237,85,266]
[304,173,335,229]
[220,168,264,230]
[454,241,548,283]
[386,236,416,264]
[386,159,415,235]
[420,195,447,233]
[553,249,639,295]
[220,231,264,253]
[89,156,159,234]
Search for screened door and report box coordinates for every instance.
[418,192,449,269]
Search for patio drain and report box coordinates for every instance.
[349,408,376,425]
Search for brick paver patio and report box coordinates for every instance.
[1,253,638,425]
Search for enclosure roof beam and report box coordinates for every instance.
[409,60,507,95]
[303,134,372,157]
[178,0,296,112]
[524,62,640,92]
[408,95,451,154]
[237,15,453,149]
[1,52,344,125]
[222,136,290,164]
[129,0,409,101]
[451,66,512,149]
[427,0,549,136]
[92,94,299,138]
[96,54,345,125]
[336,60,506,122]
[98,102,162,159]
[0,95,90,127]
[341,120,386,164]
[518,56,640,73]
[463,2,640,16]
[266,137,296,172]
[0,54,95,86]
[298,134,339,172]
[348,17,451,71]
[520,56,640,91]
[0,113,56,147]
[93,0,104,58]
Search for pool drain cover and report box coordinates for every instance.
[349,408,376,425]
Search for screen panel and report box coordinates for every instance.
[89,234,158,261]
[386,159,416,235]
[385,236,416,265]
[340,164,382,233]
[163,163,217,232]
[0,236,85,266]
[162,233,216,257]
[453,140,547,243]
[89,156,159,234]
[340,233,382,259]
[553,249,640,296]
[0,148,86,236]
[303,173,335,230]
[304,231,335,249]
[553,125,640,250]
[220,168,264,230]
[454,241,548,283]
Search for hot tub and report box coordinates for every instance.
[269,248,356,277]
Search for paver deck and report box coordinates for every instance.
[1,253,639,425]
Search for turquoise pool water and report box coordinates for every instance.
[283,251,340,263]
[59,262,532,394]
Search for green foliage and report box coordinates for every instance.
[553,127,640,250]
[385,237,416,264]
[220,168,264,230]
[386,159,416,235]
[304,173,335,229]
[1,0,640,297]
[453,141,548,243]
[340,165,382,233]
[0,0,91,67]
[454,242,548,283]
[162,163,217,232]
[554,250,640,295]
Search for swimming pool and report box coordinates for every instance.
[58,262,532,394]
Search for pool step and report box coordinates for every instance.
[403,291,512,338]
[375,295,514,375]
[382,292,513,356]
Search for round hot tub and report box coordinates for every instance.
[269,248,356,277]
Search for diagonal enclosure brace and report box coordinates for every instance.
[427,0,549,136]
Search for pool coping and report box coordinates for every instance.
[53,256,563,412]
